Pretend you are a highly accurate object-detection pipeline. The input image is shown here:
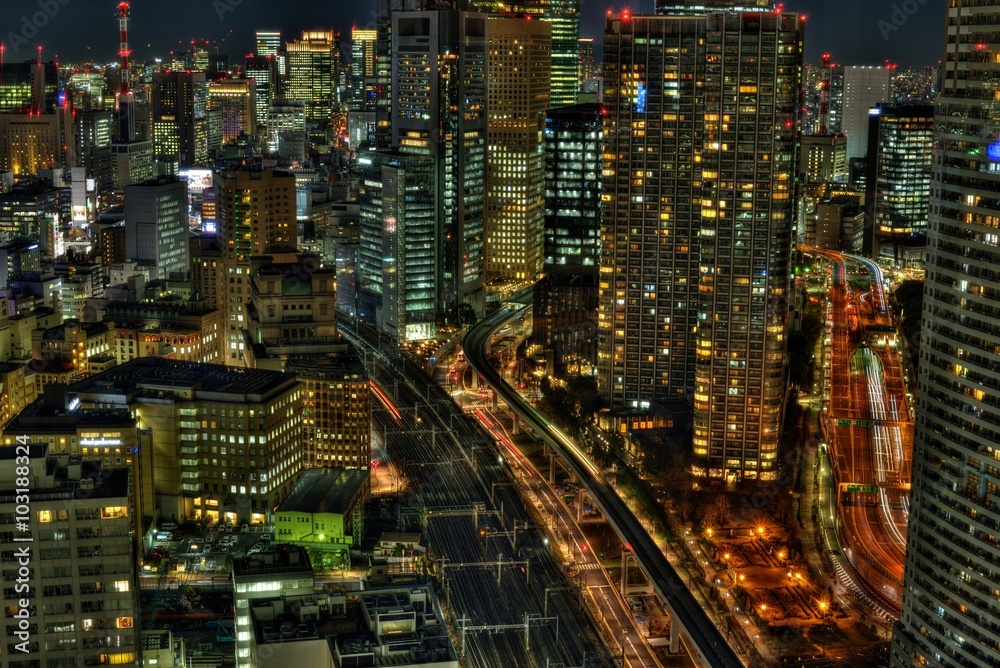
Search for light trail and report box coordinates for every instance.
[370,379,402,423]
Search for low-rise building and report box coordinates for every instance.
[68,357,303,525]
[274,468,369,545]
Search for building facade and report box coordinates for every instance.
[693,11,802,480]
[392,9,488,321]
[841,65,894,161]
[358,150,438,341]
[0,455,138,667]
[864,104,933,268]
[285,31,338,124]
[214,166,297,364]
[533,103,603,375]
[124,176,190,281]
[890,3,1000,666]
[485,16,551,284]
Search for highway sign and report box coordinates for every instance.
[854,420,874,428]
[846,484,879,494]
[837,419,851,427]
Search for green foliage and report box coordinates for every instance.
[617,466,671,539]
[894,279,924,366]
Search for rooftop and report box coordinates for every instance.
[277,468,368,516]
[233,544,314,580]
[69,357,298,402]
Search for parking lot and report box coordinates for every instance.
[146,521,274,576]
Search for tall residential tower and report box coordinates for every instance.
[891,3,1000,667]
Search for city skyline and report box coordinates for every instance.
[4,0,945,67]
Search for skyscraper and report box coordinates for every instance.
[285,30,338,124]
[123,176,190,280]
[358,150,439,341]
[841,65,894,161]
[599,14,707,410]
[393,9,488,321]
[255,30,285,76]
[863,104,933,267]
[244,55,279,128]
[350,27,378,111]
[533,103,604,375]
[693,11,803,481]
[207,78,256,143]
[545,0,580,107]
[215,166,297,363]
[485,16,551,283]
[600,9,803,481]
[890,5,1000,667]
[375,0,424,148]
[151,70,208,169]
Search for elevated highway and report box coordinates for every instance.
[465,305,745,668]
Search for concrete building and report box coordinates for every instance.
[232,544,315,666]
[208,79,257,144]
[106,298,225,365]
[273,468,370,545]
[244,55,279,129]
[68,358,303,525]
[799,134,848,183]
[484,16,551,284]
[841,65,893,161]
[243,251,370,468]
[0,454,138,666]
[350,28,378,112]
[124,176,190,281]
[215,166,297,365]
[890,4,1000,667]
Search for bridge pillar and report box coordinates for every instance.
[548,454,556,485]
[512,417,520,436]
[669,607,679,653]
[492,390,498,412]
[470,370,478,389]
[576,488,585,523]
[619,551,630,596]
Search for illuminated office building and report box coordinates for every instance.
[350,27,378,112]
[533,103,603,375]
[485,16,551,283]
[255,30,285,76]
[0,61,57,113]
[244,55,279,128]
[863,104,933,267]
[285,30,339,124]
[207,78,257,143]
[655,0,774,14]
[70,357,303,524]
[151,70,209,168]
[215,166,297,364]
[123,176,190,281]
[392,9,488,320]
[358,150,438,341]
[545,0,580,107]
[891,5,1000,666]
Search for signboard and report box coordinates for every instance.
[837,419,851,427]
[988,140,1000,162]
[846,484,879,494]
[855,420,874,428]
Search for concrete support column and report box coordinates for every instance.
[669,610,680,653]
[548,454,556,485]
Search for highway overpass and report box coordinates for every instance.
[465,305,745,668]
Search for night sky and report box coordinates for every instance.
[1,0,944,68]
